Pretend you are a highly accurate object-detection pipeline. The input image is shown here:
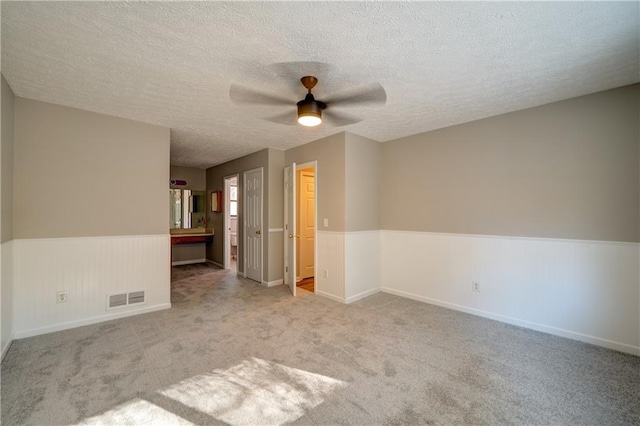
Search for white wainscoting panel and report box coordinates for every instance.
[13,235,171,338]
[316,231,345,302]
[381,231,640,355]
[345,231,381,303]
[1,240,14,360]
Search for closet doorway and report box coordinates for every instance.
[284,161,317,296]
[296,166,315,292]
[296,165,316,293]
[223,175,239,272]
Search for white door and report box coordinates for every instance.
[284,163,296,296]
[244,168,263,282]
[224,177,231,270]
[223,175,239,271]
[298,170,315,279]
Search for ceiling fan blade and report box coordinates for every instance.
[323,82,387,107]
[229,84,293,106]
[264,110,297,126]
[323,110,362,127]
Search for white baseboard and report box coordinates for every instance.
[172,258,206,266]
[316,290,346,304]
[382,287,640,356]
[206,260,224,269]
[1,336,13,361]
[263,279,283,287]
[13,303,171,340]
[346,288,381,304]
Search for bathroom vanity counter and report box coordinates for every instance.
[170,228,214,244]
[171,234,213,244]
[170,229,214,265]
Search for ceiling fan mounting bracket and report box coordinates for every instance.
[300,76,318,92]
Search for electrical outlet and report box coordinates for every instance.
[472,282,480,292]
[323,218,329,227]
[323,269,329,279]
[57,290,68,303]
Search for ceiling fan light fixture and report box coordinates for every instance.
[298,114,322,127]
[297,99,324,127]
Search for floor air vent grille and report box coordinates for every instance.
[108,293,127,309]
[128,291,145,304]
[107,290,146,310]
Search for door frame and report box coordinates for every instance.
[223,174,239,270]
[243,167,264,282]
[284,163,296,296]
[285,161,317,295]
[296,163,317,286]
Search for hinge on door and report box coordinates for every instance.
[286,266,288,273]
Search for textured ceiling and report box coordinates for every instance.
[2,2,638,169]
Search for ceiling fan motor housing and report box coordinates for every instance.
[297,93,326,121]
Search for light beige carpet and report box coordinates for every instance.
[1,263,639,425]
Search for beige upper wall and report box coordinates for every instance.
[345,133,381,232]
[1,75,15,243]
[268,149,284,229]
[285,132,346,232]
[170,166,206,190]
[381,84,640,242]
[13,97,170,238]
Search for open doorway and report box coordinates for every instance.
[296,166,315,293]
[224,175,239,272]
[285,161,317,296]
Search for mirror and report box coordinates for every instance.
[169,189,206,229]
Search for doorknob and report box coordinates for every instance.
[288,234,299,239]
[256,230,261,235]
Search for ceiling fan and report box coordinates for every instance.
[229,76,386,127]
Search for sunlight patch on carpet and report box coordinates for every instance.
[74,358,347,425]
[160,357,348,425]
[76,398,193,425]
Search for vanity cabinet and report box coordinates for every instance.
[171,234,213,245]
[170,229,214,266]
